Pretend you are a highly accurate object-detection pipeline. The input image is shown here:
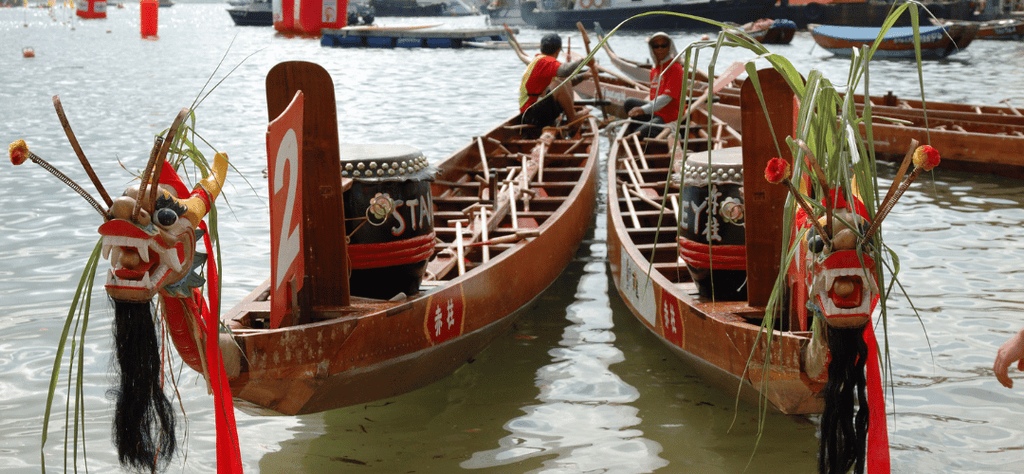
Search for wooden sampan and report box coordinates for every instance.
[677,147,747,301]
[340,144,435,300]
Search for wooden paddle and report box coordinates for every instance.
[576,22,608,118]
[503,24,530,63]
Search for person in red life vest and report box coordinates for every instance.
[519,33,583,127]
[624,32,684,138]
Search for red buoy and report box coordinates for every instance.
[140,0,158,37]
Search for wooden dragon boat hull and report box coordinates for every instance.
[737,18,797,44]
[221,65,601,415]
[810,24,979,59]
[590,61,1024,178]
[866,121,1024,178]
[605,124,822,415]
[615,70,1024,176]
[932,17,1024,40]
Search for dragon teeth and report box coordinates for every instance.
[109,246,122,268]
[137,243,150,263]
[159,241,182,272]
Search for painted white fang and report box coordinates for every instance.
[165,251,182,272]
[109,246,122,268]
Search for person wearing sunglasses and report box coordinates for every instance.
[519,33,584,127]
[624,32,683,138]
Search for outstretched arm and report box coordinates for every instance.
[556,59,585,78]
[627,94,672,118]
[994,327,1024,388]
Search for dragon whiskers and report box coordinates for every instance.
[8,140,108,218]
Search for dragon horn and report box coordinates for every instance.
[180,152,229,227]
[135,108,190,221]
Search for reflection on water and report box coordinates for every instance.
[463,258,669,473]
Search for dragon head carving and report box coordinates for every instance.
[803,206,880,330]
[100,155,228,302]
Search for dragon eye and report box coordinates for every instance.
[155,208,178,227]
[808,235,825,253]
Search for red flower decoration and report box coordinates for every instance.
[9,140,29,166]
[764,157,791,184]
[912,145,940,171]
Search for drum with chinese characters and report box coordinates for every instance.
[677,147,747,300]
[340,144,435,300]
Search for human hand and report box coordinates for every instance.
[628,108,642,118]
[994,328,1024,388]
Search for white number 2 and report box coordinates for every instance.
[274,129,301,288]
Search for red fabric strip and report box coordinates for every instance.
[677,237,747,270]
[348,232,436,268]
[864,318,891,474]
[199,222,243,473]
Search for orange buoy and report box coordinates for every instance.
[22,47,35,58]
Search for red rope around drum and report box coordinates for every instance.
[348,232,437,269]
[678,237,746,270]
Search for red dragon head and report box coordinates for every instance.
[100,155,228,302]
[803,206,880,330]
[9,104,234,473]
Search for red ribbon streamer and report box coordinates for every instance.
[864,318,891,474]
[199,221,244,473]
[158,164,243,472]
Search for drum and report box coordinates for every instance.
[677,147,747,301]
[340,144,435,300]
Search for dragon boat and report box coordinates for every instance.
[85,60,606,417]
[214,61,601,416]
[9,60,600,471]
[606,67,939,473]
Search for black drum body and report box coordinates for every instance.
[340,144,435,300]
[677,148,747,301]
